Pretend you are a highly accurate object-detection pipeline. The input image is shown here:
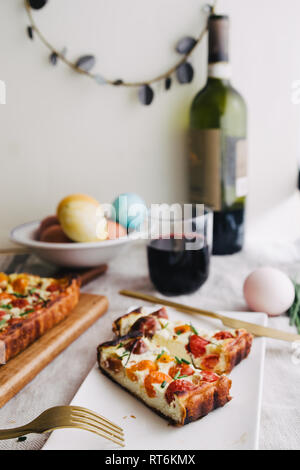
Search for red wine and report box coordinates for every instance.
[147,236,210,296]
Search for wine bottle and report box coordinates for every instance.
[189,14,247,255]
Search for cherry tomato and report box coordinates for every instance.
[169,363,194,378]
[47,283,59,293]
[187,335,210,357]
[165,379,196,404]
[11,298,29,309]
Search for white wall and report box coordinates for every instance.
[0,0,299,244]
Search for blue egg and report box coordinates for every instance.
[112,193,147,231]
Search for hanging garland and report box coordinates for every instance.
[24,0,217,105]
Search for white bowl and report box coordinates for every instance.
[10,221,136,268]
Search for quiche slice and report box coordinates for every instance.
[112,307,253,375]
[0,272,80,363]
[98,334,232,426]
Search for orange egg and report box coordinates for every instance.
[107,220,127,240]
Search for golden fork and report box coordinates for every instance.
[0,405,124,447]
[119,289,300,343]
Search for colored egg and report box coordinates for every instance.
[40,225,72,243]
[37,215,59,240]
[57,194,108,242]
[107,220,127,240]
[112,193,147,231]
[243,267,295,316]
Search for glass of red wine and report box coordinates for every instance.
[147,204,213,296]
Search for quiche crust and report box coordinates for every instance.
[181,375,231,425]
[222,329,253,373]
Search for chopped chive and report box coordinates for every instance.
[190,323,198,335]
[187,337,197,368]
[161,380,167,389]
[33,292,47,303]
[156,350,165,361]
[177,375,188,380]
[117,343,124,349]
[124,350,132,366]
[0,304,12,310]
[173,371,180,380]
[190,354,196,368]
[288,281,300,334]
[119,350,131,367]
[175,356,182,364]
[13,293,27,298]
[176,330,183,335]
[120,351,129,358]
[161,322,169,329]
[20,309,34,316]
[181,358,191,365]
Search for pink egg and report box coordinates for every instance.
[243,267,295,316]
[107,220,127,240]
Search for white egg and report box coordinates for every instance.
[243,267,295,316]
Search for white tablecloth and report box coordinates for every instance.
[0,236,300,450]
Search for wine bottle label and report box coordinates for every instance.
[189,129,222,210]
[208,63,231,80]
[189,129,247,210]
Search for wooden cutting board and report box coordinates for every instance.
[0,293,108,408]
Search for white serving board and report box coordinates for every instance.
[43,310,267,450]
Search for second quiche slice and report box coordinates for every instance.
[112,307,253,375]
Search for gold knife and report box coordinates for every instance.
[119,289,300,343]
